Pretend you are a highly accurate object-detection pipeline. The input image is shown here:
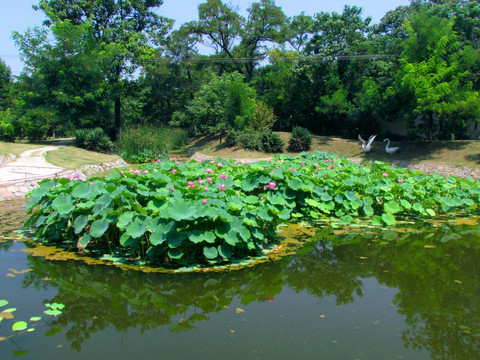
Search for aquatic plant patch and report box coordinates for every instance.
[24,152,480,266]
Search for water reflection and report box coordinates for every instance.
[18,220,480,359]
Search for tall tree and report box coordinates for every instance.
[396,9,480,140]
[186,0,286,80]
[34,0,172,139]
[0,59,13,111]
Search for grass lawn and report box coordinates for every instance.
[45,146,122,169]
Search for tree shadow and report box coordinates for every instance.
[363,140,472,163]
[465,153,480,164]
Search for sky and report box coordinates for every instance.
[1,0,410,76]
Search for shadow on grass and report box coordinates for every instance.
[465,153,480,165]
[362,141,472,163]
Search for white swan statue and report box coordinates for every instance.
[383,138,399,154]
[358,134,376,152]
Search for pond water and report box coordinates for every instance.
[1,199,479,359]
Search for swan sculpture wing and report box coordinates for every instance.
[359,134,376,152]
[364,135,376,151]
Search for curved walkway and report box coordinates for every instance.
[0,146,77,201]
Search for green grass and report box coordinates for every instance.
[45,146,122,169]
[1,140,122,169]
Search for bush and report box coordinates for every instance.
[0,110,15,142]
[260,131,284,153]
[74,127,113,153]
[288,127,313,152]
[18,108,56,141]
[237,128,263,151]
[250,101,277,132]
[118,125,189,163]
[225,130,239,147]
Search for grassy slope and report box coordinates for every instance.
[187,132,480,168]
[1,139,122,169]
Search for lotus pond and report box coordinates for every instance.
[1,152,480,359]
[1,203,480,359]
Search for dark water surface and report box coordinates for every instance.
[1,199,479,359]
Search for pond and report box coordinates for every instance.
[1,199,479,359]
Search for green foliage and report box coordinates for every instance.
[17,107,57,141]
[117,125,188,163]
[171,72,257,135]
[0,59,12,111]
[288,127,313,152]
[0,109,15,142]
[250,101,277,132]
[24,151,480,268]
[74,128,113,153]
[260,130,284,153]
[237,128,263,151]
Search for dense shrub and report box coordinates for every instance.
[260,130,284,153]
[0,110,15,142]
[237,128,263,151]
[289,127,313,152]
[225,130,239,147]
[74,127,113,153]
[118,125,188,163]
[250,101,277,132]
[18,108,56,141]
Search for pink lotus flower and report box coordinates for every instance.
[314,163,319,167]
[170,157,176,161]
[408,164,413,168]
[268,181,277,190]
[398,179,404,183]
[73,172,81,178]
[383,173,389,177]
[133,170,142,174]
[204,186,208,191]
[188,181,195,188]
[170,187,174,191]
[202,198,207,205]
[175,161,181,165]
[142,170,149,174]
[219,184,226,191]
[327,167,332,170]
[301,162,305,166]
[210,160,215,164]
[201,158,206,162]
[289,168,296,172]
[220,174,227,179]
[89,182,95,185]
[331,164,336,168]
[157,159,162,163]
[260,196,264,200]
[207,177,212,183]
[171,169,177,174]
[198,178,203,185]
[206,169,213,174]
[217,163,223,167]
